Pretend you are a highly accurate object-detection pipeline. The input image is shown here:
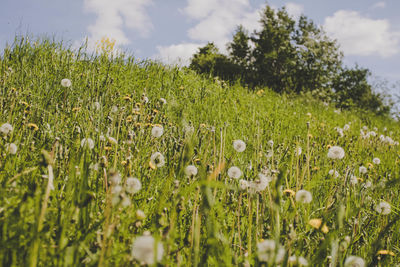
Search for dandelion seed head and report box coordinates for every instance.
[359,166,367,174]
[136,209,146,220]
[81,138,95,150]
[257,240,285,263]
[110,172,121,185]
[344,255,365,267]
[250,173,271,192]
[184,165,198,176]
[126,177,142,194]
[150,152,165,168]
[0,123,13,135]
[295,189,312,203]
[6,143,17,155]
[375,201,391,215]
[328,169,339,178]
[61,78,72,88]
[372,157,380,165]
[233,139,246,152]
[268,140,274,147]
[350,175,358,185]
[295,147,302,156]
[239,179,249,190]
[159,98,167,104]
[131,235,163,265]
[151,125,164,138]
[108,136,118,145]
[227,166,242,179]
[327,146,345,159]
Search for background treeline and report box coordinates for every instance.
[189,5,393,116]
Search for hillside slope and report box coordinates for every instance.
[1,39,400,266]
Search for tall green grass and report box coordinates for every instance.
[0,37,399,266]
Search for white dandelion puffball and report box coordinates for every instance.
[227,166,242,179]
[295,189,312,203]
[61,78,72,87]
[93,101,101,110]
[80,138,95,150]
[136,209,146,220]
[343,124,350,131]
[298,256,309,266]
[110,172,121,185]
[0,123,13,135]
[151,125,164,138]
[295,147,302,156]
[250,173,271,192]
[131,235,163,265]
[150,152,165,168]
[359,166,367,174]
[372,157,380,165]
[328,169,339,178]
[350,175,358,185]
[233,139,246,152]
[257,240,285,263]
[239,179,249,190]
[268,140,274,147]
[7,143,17,155]
[159,98,167,104]
[344,256,365,267]
[185,165,198,176]
[327,146,345,159]
[375,201,391,215]
[126,177,142,194]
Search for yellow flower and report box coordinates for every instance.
[312,166,320,171]
[72,107,81,112]
[327,144,332,149]
[27,123,39,131]
[179,85,184,90]
[149,161,156,170]
[308,219,329,233]
[367,163,374,169]
[121,160,127,166]
[377,250,395,256]
[123,95,132,101]
[126,115,133,122]
[104,146,112,151]
[308,134,313,139]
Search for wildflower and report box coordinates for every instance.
[327,146,345,159]
[239,179,249,190]
[159,98,167,104]
[343,124,350,131]
[257,239,285,263]
[126,177,142,194]
[375,201,391,215]
[111,105,118,113]
[108,136,118,145]
[111,185,123,195]
[328,169,339,178]
[6,143,17,155]
[27,123,39,131]
[295,190,312,203]
[121,196,131,207]
[131,235,163,265]
[227,166,242,179]
[268,140,274,147]
[350,175,358,185]
[61,78,72,87]
[150,152,165,168]
[335,127,344,137]
[93,101,101,110]
[184,165,198,177]
[250,173,271,192]
[233,139,246,152]
[151,125,164,138]
[110,172,121,185]
[136,209,146,220]
[344,255,365,267]
[367,131,376,137]
[142,96,149,104]
[81,138,95,150]
[372,157,380,165]
[359,166,367,174]
[295,147,302,156]
[0,123,13,135]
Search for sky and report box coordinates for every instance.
[1,0,399,92]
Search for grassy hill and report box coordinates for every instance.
[1,38,400,266]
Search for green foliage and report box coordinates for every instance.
[1,37,400,266]
[189,4,391,116]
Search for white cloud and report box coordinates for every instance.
[324,10,400,57]
[155,43,203,66]
[83,0,153,49]
[371,1,386,9]
[284,3,304,19]
[156,0,263,65]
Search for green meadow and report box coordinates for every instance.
[1,38,399,266]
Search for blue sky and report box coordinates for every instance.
[1,0,399,90]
